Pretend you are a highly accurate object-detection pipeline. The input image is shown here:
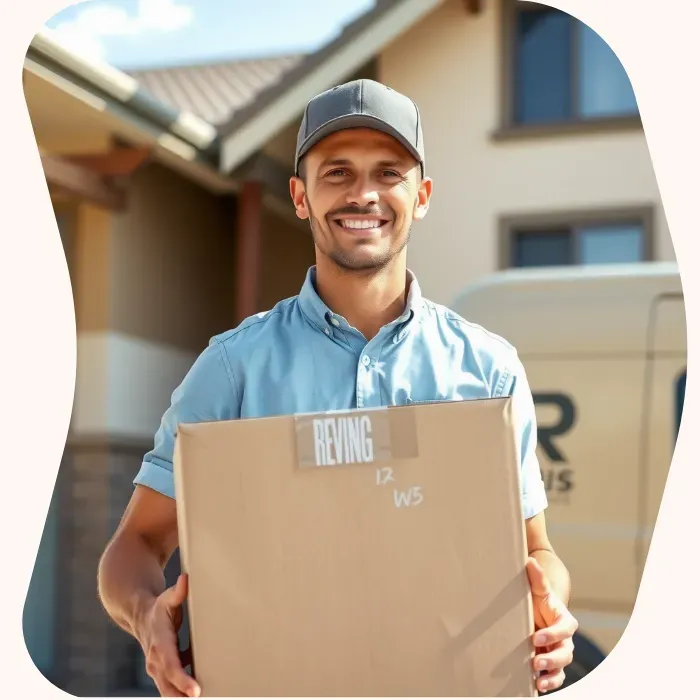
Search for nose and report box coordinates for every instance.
[345,173,379,207]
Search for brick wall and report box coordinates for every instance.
[54,437,154,697]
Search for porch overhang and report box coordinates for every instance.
[23,42,236,197]
[40,150,127,211]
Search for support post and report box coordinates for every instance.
[235,180,263,323]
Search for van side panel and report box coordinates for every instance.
[639,295,687,583]
[523,358,645,634]
[450,267,684,663]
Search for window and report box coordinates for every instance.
[501,208,653,268]
[506,1,638,128]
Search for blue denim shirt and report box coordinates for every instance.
[134,266,548,519]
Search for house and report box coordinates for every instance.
[22,0,671,695]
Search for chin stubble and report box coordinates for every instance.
[307,200,411,272]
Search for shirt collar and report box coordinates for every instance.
[298,265,424,333]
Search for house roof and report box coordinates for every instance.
[121,1,403,132]
[216,0,447,172]
[28,0,448,178]
[27,27,219,155]
[215,0,402,138]
[127,54,305,127]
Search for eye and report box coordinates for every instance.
[381,170,402,178]
[325,169,347,177]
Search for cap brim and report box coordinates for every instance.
[295,114,423,176]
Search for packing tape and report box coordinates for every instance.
[293,406,418,469]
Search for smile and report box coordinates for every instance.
[334,219,390,230]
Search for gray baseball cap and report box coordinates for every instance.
[295,79,425,177]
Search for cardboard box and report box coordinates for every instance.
[174,397,537,697]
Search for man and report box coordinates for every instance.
[97,79,577,698]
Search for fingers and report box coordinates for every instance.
[145,623,200,697]
[141,577,200,697]
[162,574,189,609]
[532,634,574,694]
[533,607,578,648]
[534,639,574,674]
[154,677,189,697]
[159,643,200,697]
[536,668,566,694]
[151,662,201,698]
[526,559,578,647]
[154,676,200,698]
[164,667,200,697]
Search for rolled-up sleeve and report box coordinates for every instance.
[497,353,548,520]
[133,338,238,499]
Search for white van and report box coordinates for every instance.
[451,262,685,688]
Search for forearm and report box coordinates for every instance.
[97,532,168,640]
[531,548,571,606]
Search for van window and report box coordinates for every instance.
[675,368,686,439]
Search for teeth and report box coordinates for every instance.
[341,219,382,229]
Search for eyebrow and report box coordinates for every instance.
[376,159,405,168]
[318,157,408,170]
[318,158,352,169]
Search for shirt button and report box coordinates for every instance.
[324,328,330,335]
[331,318,340,327]
[361,355,371,367]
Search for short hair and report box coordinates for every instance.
[297,157,307,183]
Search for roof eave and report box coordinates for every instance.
[29,27,221,157]
[24,53,236,195]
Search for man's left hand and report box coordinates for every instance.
[526,557,578,694]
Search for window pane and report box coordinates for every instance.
[513,231,572,267]
[578,22,638,118]
[579,224,644,264]
[514,8,573,124]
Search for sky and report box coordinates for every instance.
[44,0,377,70]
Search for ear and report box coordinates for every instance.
[413,175,433,222]
[290,176,310,220]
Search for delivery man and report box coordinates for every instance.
[97,79,578,697]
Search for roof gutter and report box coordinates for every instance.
[29,27,220,157]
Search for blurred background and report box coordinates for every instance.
[21,0,685,696]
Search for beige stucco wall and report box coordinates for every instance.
[71,204,112,333]
[110,163,236,352]
[379,0,673,306]
[49,164,236,353]
[62,164,238,439]
[60,164,314,439]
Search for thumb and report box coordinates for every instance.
[526,557,552,599]
[162,573,188,609]
[527,558,569,635]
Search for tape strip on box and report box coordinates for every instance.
[294,406,418,469]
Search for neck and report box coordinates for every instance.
[314,255,409,340]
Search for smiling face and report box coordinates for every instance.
[290,128,432,272]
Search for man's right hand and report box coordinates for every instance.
[137,573,201,698]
